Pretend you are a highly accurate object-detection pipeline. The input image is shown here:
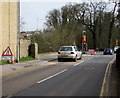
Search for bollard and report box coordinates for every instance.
[116,48,120,67]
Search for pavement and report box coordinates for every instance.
[0,52,120,96]
[0,52,58,77]
[105,60,120,96]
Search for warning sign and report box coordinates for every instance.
[2,47,13,56]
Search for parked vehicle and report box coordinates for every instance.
[87,49,96,55]
[103,48,113,55]
[114,46,120,53]
[58,46,82,62]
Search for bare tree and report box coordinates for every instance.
[108,1,118,48]
[117,1,120,31]
[76,2,108,49]
[44,2,119,49]
[45,9,61,30]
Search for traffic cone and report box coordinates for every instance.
[11,60,14,64]
[94,52,96,55]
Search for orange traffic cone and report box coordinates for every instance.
[11,60,14,64]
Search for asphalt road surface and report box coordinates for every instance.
[2,53,115,96]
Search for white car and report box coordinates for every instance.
[58,46,82,62]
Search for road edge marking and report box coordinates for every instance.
[37,69,67,84]
[100,57,116,96]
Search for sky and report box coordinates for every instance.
[20,0,111,31]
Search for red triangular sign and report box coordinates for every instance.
[2,47,13,56]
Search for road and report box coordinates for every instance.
[2,53,115,96]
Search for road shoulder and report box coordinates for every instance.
[109,61,120,96]
[103,60,120,96]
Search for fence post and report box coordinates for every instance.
[116,48,120,67]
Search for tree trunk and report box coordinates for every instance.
[92,33,96,49]
[108,2,117,48]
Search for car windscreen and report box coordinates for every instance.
[104,49,111,52]
[60,47,73,51]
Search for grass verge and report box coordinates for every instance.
[19,56,35,62]
[0,56,35,65]
[0,61,9,65]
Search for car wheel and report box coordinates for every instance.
[58,58,62,62]
[79,55,82,60]
[74,56,77,62]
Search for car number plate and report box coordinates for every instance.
[62,55,68,57]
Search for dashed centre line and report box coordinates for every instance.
[37,69,67,84]
[37,56,94,84]
[73,56,95,67]
[73,61,84,66]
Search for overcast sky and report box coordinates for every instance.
[20,0,111,31]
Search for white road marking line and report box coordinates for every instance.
[87,56,94,60]
[37,69,67,84]
[73,61,84,66]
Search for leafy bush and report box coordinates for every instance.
[31,32,51,53]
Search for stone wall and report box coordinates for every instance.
[0,2,19,60]
[0,2,2,61]
[20,39,31,58]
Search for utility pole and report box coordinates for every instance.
[17,1,20,62]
